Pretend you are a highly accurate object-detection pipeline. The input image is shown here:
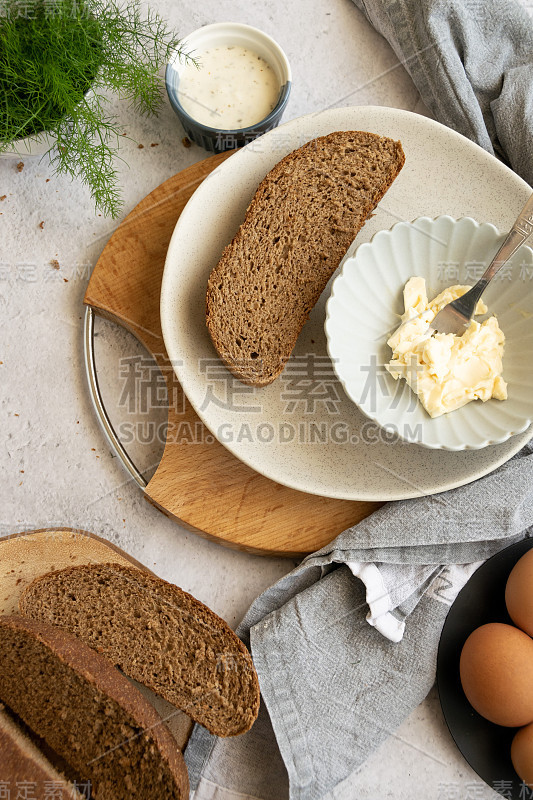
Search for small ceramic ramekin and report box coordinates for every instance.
[165,22,292,153]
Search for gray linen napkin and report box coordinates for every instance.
[186,445,533,800]
[352,0,533,186]
[185,1,533,797]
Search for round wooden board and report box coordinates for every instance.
[0,528,193,749]
[84,153,382,557]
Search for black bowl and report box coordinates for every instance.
[437,537,533,799]
[165,22,292,153]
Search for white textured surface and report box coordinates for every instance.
[0,0,525,797]
[326,217,533,450]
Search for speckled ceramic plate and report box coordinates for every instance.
[160,106,533,501]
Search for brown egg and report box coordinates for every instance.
[459,622,533,726]
[506,548,533,637]
[512,723,533,787]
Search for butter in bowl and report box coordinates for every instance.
[165,22,292,152]
[324,215,533,450]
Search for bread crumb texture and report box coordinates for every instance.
[206,130,405,386]
[20,563,260,737]
[0,615,189,799]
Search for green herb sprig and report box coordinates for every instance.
[0,0,193,216]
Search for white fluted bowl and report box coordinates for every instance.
[325,216,533,450]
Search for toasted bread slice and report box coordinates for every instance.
[19,562,260,737]
[206,130,405,386]
[0,615,189,800]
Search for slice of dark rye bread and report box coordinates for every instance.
[19,562,260,737]
[0,703,83,799]
[0,615,189,800]
[206,130,405,386]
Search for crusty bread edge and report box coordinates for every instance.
[0,614,190,798]
[0,703,82,799]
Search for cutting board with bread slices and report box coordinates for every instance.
[0,528,260,798]
[84,151,382,558]
[0,528,193,747]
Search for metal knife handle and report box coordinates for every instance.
[482,192,533,282]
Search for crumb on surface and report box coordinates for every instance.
[16,162,24,172]
[137,143,144,149]
[63,277,68,283]
[182,137,192,148]
[50,259,60,270]
[0,195,6,201]
[38,221,44,229]
[150,142,159,147]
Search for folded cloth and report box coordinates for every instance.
[352,0,533,186]
[185,2,533,796]
[186,443,533,800]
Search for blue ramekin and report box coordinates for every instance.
[165,22,292,153]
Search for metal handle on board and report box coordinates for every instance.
[83,306,148,490]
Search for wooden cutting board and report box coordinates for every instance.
[0,527,193,749]
[84,152,382,557]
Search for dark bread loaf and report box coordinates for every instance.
[19,562,260,737]
[206,130,405,386]
[0,703,82,799]
[0,615,189,800]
